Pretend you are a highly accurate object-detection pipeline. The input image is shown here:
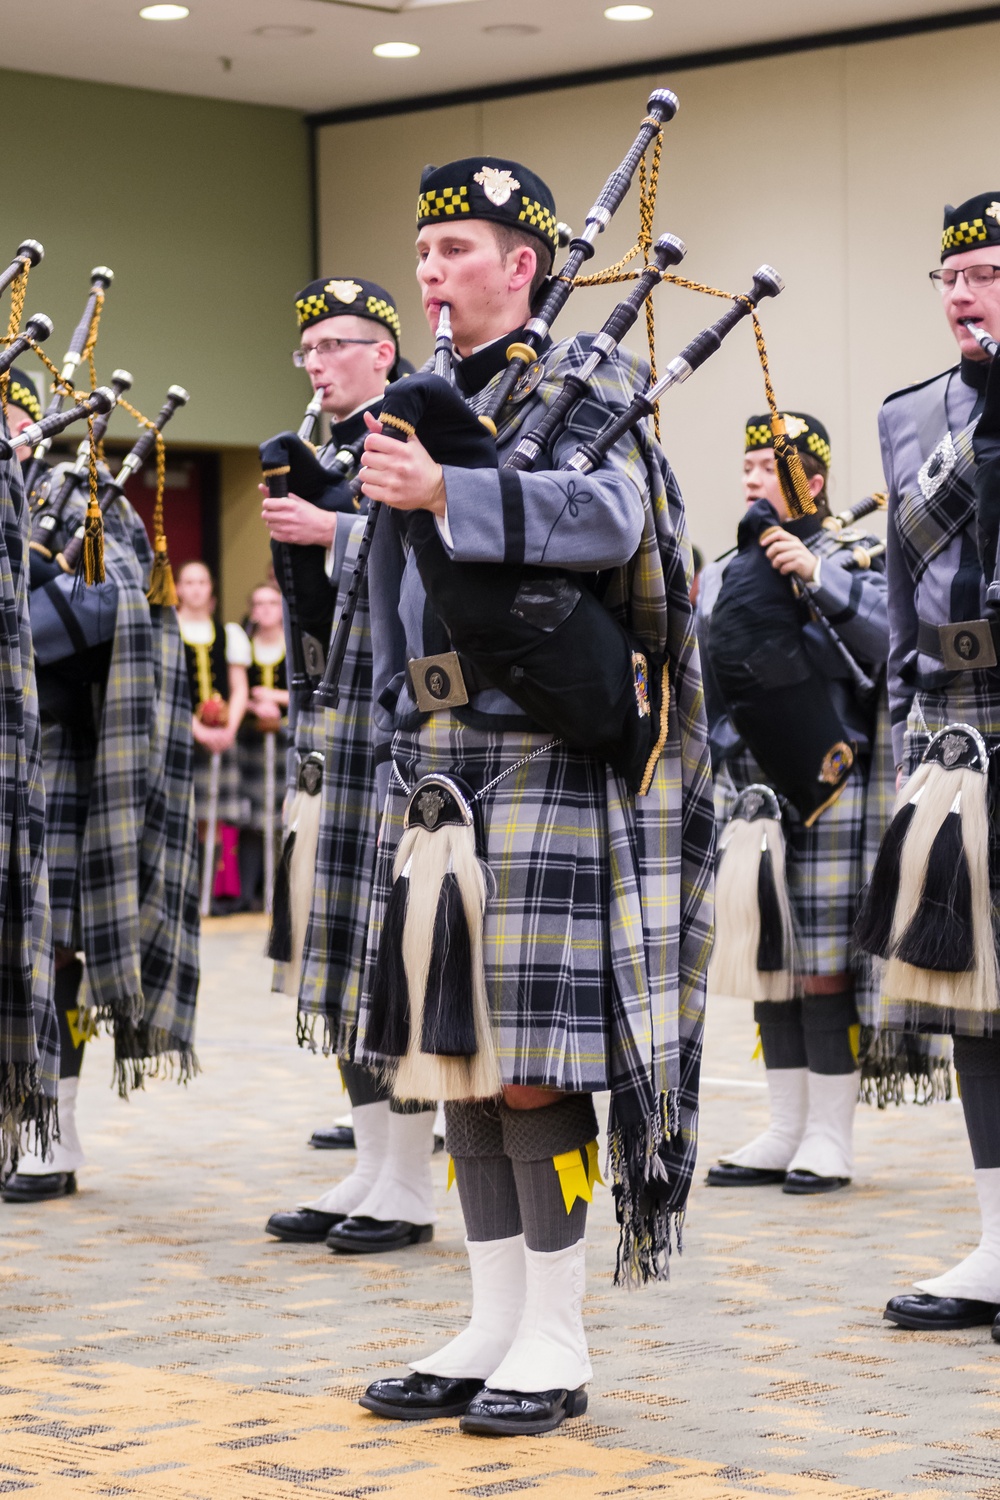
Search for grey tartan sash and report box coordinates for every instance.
[895,419,977,584]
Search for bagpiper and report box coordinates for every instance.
[862,192,1000,1335]
[262,276,440,1255]
[699,413,892,1195]
[348,153,714,1435]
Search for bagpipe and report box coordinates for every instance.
[708,489,888,828]
[709,489,889,1001]
[854,325,1000,1014]
[260,395,368,695]
[312,90,802,792]
[1,241,188,604]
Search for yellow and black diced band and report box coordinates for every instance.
[366,295,401,342]
[518,196,558,249]
[8,381,41,423]
[942,218,989,253]
[745,422,772,450]
[417,185,470,221]
[806,431,831,467]
[296,292,328,327]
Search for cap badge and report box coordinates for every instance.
[782,414,809,440]
[474,166,520,207]
[987,202,1000,225]
[325,279,362,305]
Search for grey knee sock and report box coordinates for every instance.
[501,1094,599,1253]
[801,993,858,1076]
[446,1099,522,1241]
[754,999,807,1070]
[954,1036,1000,1168]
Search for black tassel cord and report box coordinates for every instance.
[895,810,975,973]
[854,799,917,958]
[421,872,477,1057]
[756,840,788,972]
[364,874,411,1058]
[266,830,296,963]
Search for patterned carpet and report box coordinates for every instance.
[1,916,997,1498]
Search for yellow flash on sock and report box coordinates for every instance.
[553,1141,602,1215]
[66,1009,97,1049]
[848,1022,860,1065]
[446,1156,456,1192]
[751,1024,763,1062]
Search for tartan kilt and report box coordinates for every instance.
[237,722,288,831]
[715,745,866,979]
[883,677,1000,1038]
[192,743,241,825]
[355,717,615,1092]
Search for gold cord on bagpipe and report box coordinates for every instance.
[0,255,30,419]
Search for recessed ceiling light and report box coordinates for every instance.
[604,4,653,18]
[483,22,540,34]
[252,24,314,38]
[373,41,421,57]
[139,3,190,18]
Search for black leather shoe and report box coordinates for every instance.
[1,1171,76,1203]
[309,1125,356,1150]
[884,1293,1000,1330]
[782,1170,850,1195]
[706,1162,786,1187]
[359,1371,482,1420]
[265,1208,345,1242]
[327,1216,434,1253]
[991,1311,1000,1343]
[459,1385,588,1436]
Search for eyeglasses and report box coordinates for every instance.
[929,265,1000,291]
[292,338,379,366]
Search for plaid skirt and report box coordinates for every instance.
[885,679,1000,1038]
[193,744,241,826]
[355,716,614,1092]
[716,746,866,978]
[237,723,288,831]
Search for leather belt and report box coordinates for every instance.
[917,617,1000,671]
[408,650,492,712]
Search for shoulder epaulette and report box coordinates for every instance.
[881,365,957,409]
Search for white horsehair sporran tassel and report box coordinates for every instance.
[710,783,797,1001]
[366,773,501,1101]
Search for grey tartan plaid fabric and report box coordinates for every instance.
[293,518,379,1046]
[349,334,715,1263]
[238,723,287,832]
[192,745,241,826]
[0,450,57,1172]
[41,488,199,1087]
[893,418,976,583]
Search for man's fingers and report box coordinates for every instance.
[363,410,383,435]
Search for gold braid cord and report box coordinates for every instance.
[117,394,178,607]
[750,310,815,518]
[23,339,106,583]
[0,256,31,422]
[570,132,663,437]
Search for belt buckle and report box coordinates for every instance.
[408,650,470,712]
[938,619,998,671]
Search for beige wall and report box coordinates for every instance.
[219,448,273,623]
[316,20,1000,560]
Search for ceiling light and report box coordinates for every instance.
[373,41,421,57]
[604,4,653,18]
[139,4,190,18]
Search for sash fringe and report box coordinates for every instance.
[608,1091,685,1289]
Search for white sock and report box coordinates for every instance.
[351,1108,437,1226]
[17,1076,85,1175]
[411,1235,525,1379]
[786,1070,857,1179]
[720,1068,808,1171]
[486,1239,592,1394]
[915,1167,1000,1301]
[302,1100,389,1215]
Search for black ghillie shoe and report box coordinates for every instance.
[359,1371,483,1420]
[459,1385,588,1436]
[884,1293,999,1330]
[706,1162,786,1187]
